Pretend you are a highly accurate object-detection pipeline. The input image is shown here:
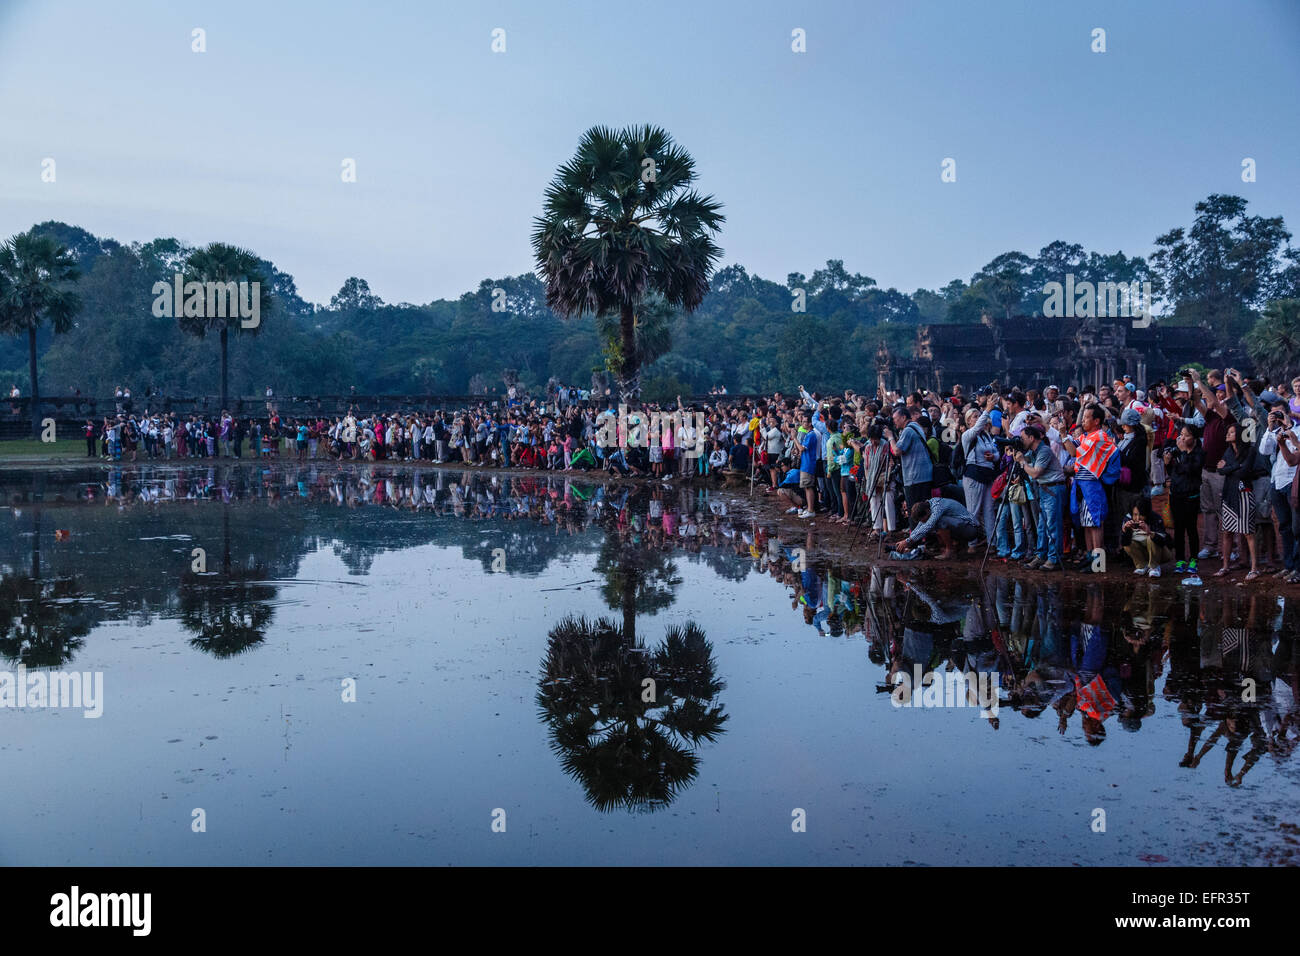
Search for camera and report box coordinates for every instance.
[993,435,1024,452]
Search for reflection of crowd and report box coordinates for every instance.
[76,461,1300,783]
[776,557,1298,783]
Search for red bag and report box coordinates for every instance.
[991,470,1009,500]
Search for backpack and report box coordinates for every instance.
[948,440,965,481]
[1100,445,1121,485]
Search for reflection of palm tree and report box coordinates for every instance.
[537,614,727,813]
[177,503,275,658]
[0,510,92,667]
[0,574,92,667]
[178,581,274,657]
[594,535,681,636]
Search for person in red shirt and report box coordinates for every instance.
[1063,403,1116,566]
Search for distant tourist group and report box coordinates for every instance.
[83,363,1300,588]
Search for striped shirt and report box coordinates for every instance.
[1073,428,1116,480]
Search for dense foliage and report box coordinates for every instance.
[2,194,1297,405]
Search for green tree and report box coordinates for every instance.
[178,243,272,410]
[0,231,82,437]
[329,276,383,312]
[1245,299,1300,383]
[972,251,1034,319]
[1151,194,1292,344]
[532,124,724,397]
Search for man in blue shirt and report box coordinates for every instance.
[798,410,821,518]
[888,406,934,529]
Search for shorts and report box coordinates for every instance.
[649,445,663,463]
[1073,479,1107,528]
[799,470,815,489]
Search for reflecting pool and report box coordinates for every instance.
[2,463,1297,865]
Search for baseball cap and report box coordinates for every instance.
[1175,381,1190,393]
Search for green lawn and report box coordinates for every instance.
[0,438,87,459]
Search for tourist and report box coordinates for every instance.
[1214,420,1263,580]
[886,497,984,560]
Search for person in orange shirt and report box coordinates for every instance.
[1063,403,1117,569]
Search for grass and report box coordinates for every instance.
[0,438,78,459]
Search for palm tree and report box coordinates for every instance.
[0,231,82,438]
[178,243,271,411]
[1245,298,1300,382]
[532,125,724,398]
[537,615,727,812]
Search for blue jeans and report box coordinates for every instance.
[997,496,1027,558]
[1035,482,1066,565]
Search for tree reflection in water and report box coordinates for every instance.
[537,614,727,813]
[177,502,276,658]
[0,509,92,668]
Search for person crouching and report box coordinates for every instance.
[885,497,984,559]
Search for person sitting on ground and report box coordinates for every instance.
[885,496,984,559]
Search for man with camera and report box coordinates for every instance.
[1013,424,1067,570]
[885,496,984,560]
[885,404,933,530]
[1259,402,1300,579]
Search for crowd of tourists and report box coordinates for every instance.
[79,365,1300,586]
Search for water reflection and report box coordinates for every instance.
[178,503,276,658]
[0,510,93,667]
[2,462,1297,800]
[538,616,727,813]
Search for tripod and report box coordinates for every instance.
[849,450,894,555]
[980,457,1028,575]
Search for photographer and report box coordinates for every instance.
[960,391,999,545]
[886,405,933,529]
[1014,424,1066,570]
[1259,403,1300,579]
[886,497,984,560]
[860,421,898,536]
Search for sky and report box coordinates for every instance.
[1,0,1298,307]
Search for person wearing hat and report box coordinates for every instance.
[1114,407,1150,546]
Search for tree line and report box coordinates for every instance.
[3,189,1298,437]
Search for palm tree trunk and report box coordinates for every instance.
[622,571,637,646]
[618,302,638,400]
[220,326,229,411]
[28,325,40,439]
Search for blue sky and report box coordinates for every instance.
[2,0,1297,306]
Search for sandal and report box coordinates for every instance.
[1245,570,1260,581]
[1213,568,1230,577]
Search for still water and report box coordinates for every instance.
[2,463,1297,866]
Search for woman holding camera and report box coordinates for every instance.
[959,396,998,545]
